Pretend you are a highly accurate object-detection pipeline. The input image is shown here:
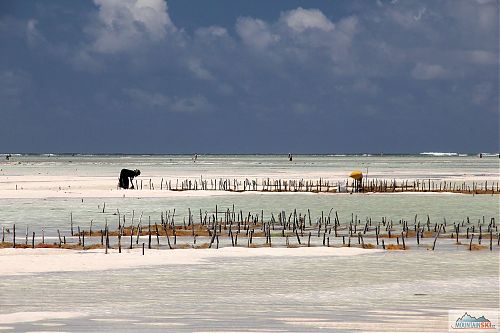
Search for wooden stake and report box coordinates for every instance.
[118,233,121,253]
[432,225,441,251]
[57,229,62,247]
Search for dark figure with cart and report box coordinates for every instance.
[118,169,141,189]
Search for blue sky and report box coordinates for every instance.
[0,0,498,153]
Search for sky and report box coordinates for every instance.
[0,0,498,154]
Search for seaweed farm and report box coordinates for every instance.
[2,0,499,331]
[0,154,498,332]
[1,204,498,252]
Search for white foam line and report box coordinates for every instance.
[24,331,70,333]
[202,330,290,333]
[33,323,66,326]
[91,318,137,323]
[282,319,448,331]
[0,312,84,325]
[0,247,381,276]
[133,322,187,326]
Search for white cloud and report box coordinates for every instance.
[465,50,497,65]
[236,17,279,49]
[446,0,497,33]
[476,2,497,30]
[411,63,448,79]
[387,6,429,28]
[234,9,359,76]
[281,7,334,33]
[26,19,44,47]
[71,49,104,73]
[92,0,174,53]
[337,16,359,35]
[195,26,228,39]
[187,58,213,80]
[413,7,427,21]
[328,16,359,72]
[332,16,359,49]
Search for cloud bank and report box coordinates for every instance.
[0,0,498,153]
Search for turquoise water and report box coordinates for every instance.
[1,154,499,180]
[0,155,498,332]
[0,193,498,236]
[0,154,498,235]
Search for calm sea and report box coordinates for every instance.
[0,154,498,235]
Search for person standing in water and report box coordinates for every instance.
[288,153,293,161]
[118,169,141,189]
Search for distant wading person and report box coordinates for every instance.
[118,169,141,189]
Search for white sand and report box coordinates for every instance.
[0,312,84,325]
[0,247,381,276]
[280,318,449,332]
[1,173,497,199]
[0,175,236,199]
[23,331,70,333]
[33,323,67,326]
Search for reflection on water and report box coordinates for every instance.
[0,193,497,236]
[0,251,497,332]
[0,155,498,332]
[1,154,499,179]
[0,155,498,235]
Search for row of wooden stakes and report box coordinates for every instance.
[2,208,498,252]
[124,177,500,194]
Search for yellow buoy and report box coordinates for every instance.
[349,170,363,180]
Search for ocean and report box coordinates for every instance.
[0,154,498,235]
[0,154,498,332]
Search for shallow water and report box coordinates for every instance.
[0,193,498,237]
[1,154,499,180]
[0,251,497,332]
[0,154,499,235]
[0,155,498,332]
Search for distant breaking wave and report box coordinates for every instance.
[2,153,496,158]
[420,152,459,156]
